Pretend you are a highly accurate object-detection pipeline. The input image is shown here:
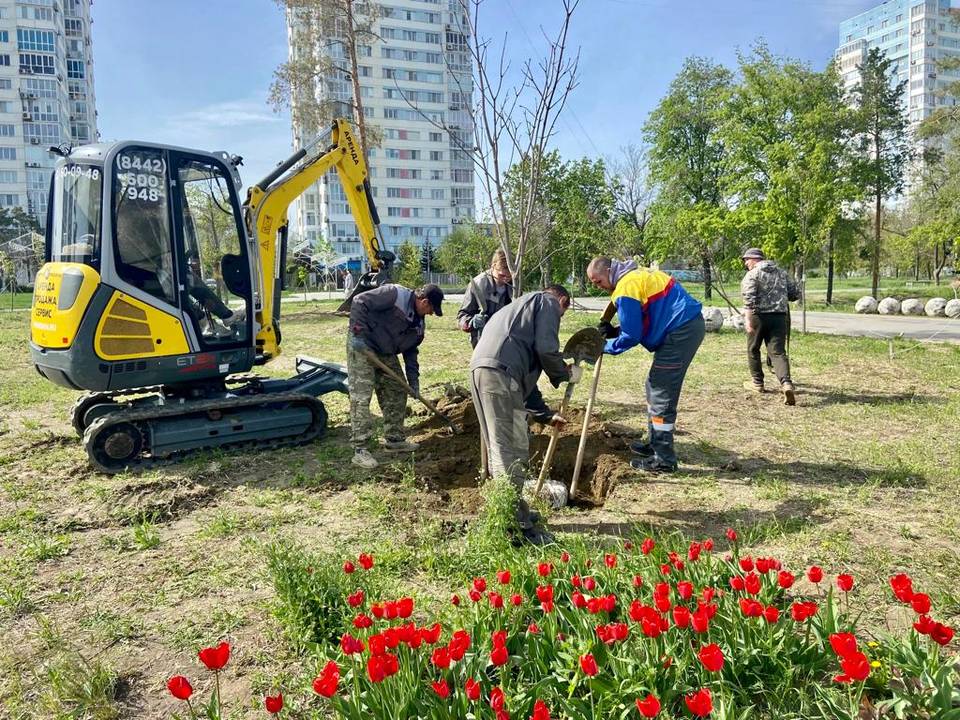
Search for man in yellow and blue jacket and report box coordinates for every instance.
[587,257,705,473]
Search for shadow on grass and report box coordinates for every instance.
[798,383,949,408]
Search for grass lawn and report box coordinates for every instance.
[1,300,958,717]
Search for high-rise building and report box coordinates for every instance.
[0,0,97,228]
[837,0,960,131]
[286,0,475,269]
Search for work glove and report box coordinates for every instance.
[469,313,488,330]
[567,365,584,384]
[597,320,620,339]
[549,413,567,428]
[350,335,369,352]
[409,379,420,397]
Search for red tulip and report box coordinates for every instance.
[604,553,617,568]
[167,675,193,701]
[691,607,710,633]
[510,593,522,606]
[583,576,596,591]
[763,605,780,623]
[739,556,754,572]
[685,688,713,717]
[465,677,481,701]
[910,593,931,615]
[791,601,818,622]
[537,562,552,577]
[659,563,671,575]
[836,574,854,592]
[688,542,702,561]
[491,629,507,647]
[633,574,644,588]
[398,597,414,618]
[624,540,634,550]
[353,612,372,629]
[579,653,598,676]
[636,694,661,718]
[725,528,738,542]
[473,577,487,592]
[451,594,460,606]
[777,571,795,589]
[496,569,511,584]
[931,623,954,646]
[572,591,586,609]
[342,560,355,574]
[739,598,763,618]
[890,573,914,603]
[829,632,858,658]
[490,644,509,666]
[528,622,540,634]
[490,687,506,711]
[531,698,551,720]
[313,660,340,697]
[488,591,504,609]
[755,557,772,574]
[432,678,450,699]
[571,574,582,588]
[358,552,374,570]
[835,651,870,683]
[198,642,230,671]
[677,581,693,600]
[449,630,471,661]
[704,538,714,551]
[560,551,571,563]
[264,692,283,714]
[641,538,655,555]
[340,633,364,655]
[368,634,386,656]
[468,589,482,603]
[347,589,364,607]
[698,643,725,672]
[431,646,451,669]
[744,573,761,595]
[673,605,691,628]
[807,565,823,583]
[913,614,935,635]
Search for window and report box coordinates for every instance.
[19,6,53,21]
[113,148,176,304]
[383,128,421,140]
[385,148,421,160]
[386,168,422,179]
[429,169,444,180]
[0,102,10,114]
[383,67,443,83]
[65,18,83,36]
[429,132,443,142]
[387,187,423,199]
[17,29,54,52]
[0,147,16,160]
[452,169,473,183]
[24,99,58,122]
[0,125,14,137]
[0,80,9,90]
[0,31,7,43]
[25,77,57,97]
[433,208,444,218]
[19,53,55,74]
[430,189,445,200]
[0,193,19,207]
[429,151,443,161]
[0,170,15,183]
[24,122,59,142]
[0,55,9,67]
[67,59,85,79]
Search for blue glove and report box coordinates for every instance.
[350,335,369,352]
[470,314,488,330]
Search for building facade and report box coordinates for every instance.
[0,0,97,228]
[837,0,960,129]
[287,0,474,269]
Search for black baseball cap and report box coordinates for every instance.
[421,283,444,316]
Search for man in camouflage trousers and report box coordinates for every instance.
[347,283,444,468]
[740,248,799,405]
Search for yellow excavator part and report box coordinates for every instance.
[31,262,100,349]
[94,291,190,360]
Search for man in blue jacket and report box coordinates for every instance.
[587,257,705,473]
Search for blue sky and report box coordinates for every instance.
[91,0,879,190]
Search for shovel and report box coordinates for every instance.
[533,327,605,499]
[361,349,463,435]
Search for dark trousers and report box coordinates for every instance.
[747,312,791,385]
[647,314,705,467]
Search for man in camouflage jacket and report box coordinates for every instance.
[740,248,799,405]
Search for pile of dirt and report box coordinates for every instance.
[407,385,638,506]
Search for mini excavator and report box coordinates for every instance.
[29,119,393,472]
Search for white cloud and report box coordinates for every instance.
[168,99,284,132]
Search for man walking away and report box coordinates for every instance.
[347,283,444,468]
[587,257,705,474]
[457,249,513,348]
[343,269,355,300]
[739,248,798,406]
[470,285,581,545]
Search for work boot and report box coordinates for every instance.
[517,498,541,525]
[380,437,420,452]
[781,381,796,406]
[630,441,654,457]
[630,455,677,474]
[352,448,379,469]
[743,380,765,393]
[521,524,556,546]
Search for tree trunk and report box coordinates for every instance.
[826,231,835,305]
[872,191,881,298]
[701,251,712,301]
[343,0,370,159]
[934,242,942,285]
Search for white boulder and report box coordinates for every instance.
[901,298,924,315]
[524,479,567,510]
[702,306,724,332]
[924,298,947,317]
[725,313,746,331]
[877,297,901,315]
[946,299,960,319]
[855,296,878,314]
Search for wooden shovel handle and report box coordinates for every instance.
[570,353,603,498]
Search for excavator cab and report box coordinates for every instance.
[32,142,257,392]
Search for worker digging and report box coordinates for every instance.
[469,284,581,545]
[347,282,444,469]
[587,256,706,474]
[740,247,799,405]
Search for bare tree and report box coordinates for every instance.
[269,0,380,153]
[608,143,655,252]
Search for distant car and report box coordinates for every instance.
[668,269,703,283]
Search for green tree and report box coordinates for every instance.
[419,240,441,274]
[436,224,499,281]
[0,206,40,244]
[395,239,423,288]
[849,47,911,297]
[644,57,733,299]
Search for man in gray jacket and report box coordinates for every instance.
[470,285,581,544]
[457,249,513,347]
[740,248,798,405]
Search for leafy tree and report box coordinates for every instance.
[436,224,499,281]
[395,239,423,288]
[0,206,40,244]
[644,57,733,299]
[419,240,441,274]
[849,47,911,297]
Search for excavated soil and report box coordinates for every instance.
[407,385,638,506]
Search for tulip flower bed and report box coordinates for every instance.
[172,508,958,719]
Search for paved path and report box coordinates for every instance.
[283,291,960,344]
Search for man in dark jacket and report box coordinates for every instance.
[348,283,444,468]
[470,285,581,544]
[739,248,798,405]
[457,249,513,347]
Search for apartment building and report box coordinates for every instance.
[287,0,475,269]
[0,0,97,228]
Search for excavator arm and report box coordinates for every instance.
[243,118,392,361]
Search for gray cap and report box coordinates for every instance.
[741,247,765,260]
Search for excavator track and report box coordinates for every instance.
[82,391,328,474]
